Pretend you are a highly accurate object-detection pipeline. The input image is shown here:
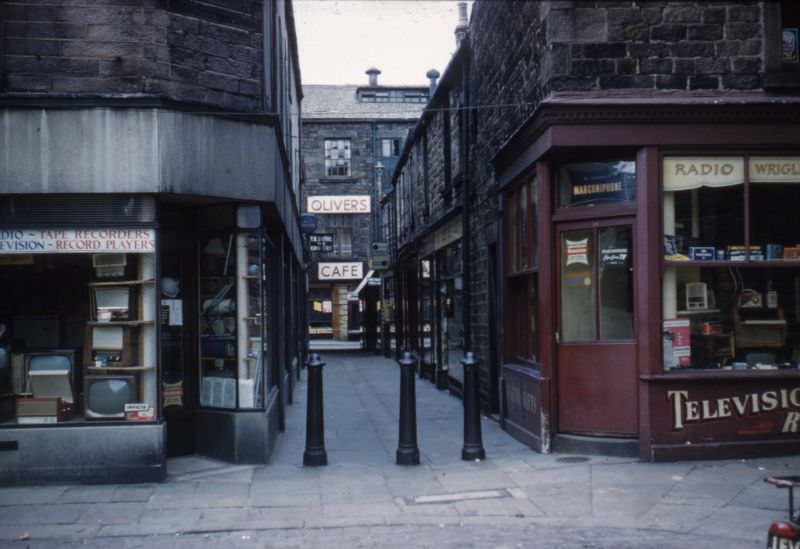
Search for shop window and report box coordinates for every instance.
[662,155,800,372]
[324,139,351,177]
[782,1,800,64]
[308,287,333,339]
[0,231,158,426]
[505,274,539,364]
[419,258,434,366]
[198,233,265,409]
[558,161,636,209]
[503,177,539,365]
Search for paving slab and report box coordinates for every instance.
[1,351,800,548]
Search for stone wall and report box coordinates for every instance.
[0,0,266,111]
[302,119,415,268]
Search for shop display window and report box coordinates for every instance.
[0,240,158,426]
[504,177,540,366]
[419,258,434,366]
[662,155,800,372]
[198,232,265,409]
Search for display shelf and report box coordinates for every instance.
[85,365,155,372]
[87,320,155,327]
[665,260,800,268]
[676,309,721,316]
[88,278,156,287]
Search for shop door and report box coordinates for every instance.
[556,221,637,436]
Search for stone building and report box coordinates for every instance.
[0,0,304,483]
[302,69,427,348]
[389,0,800,461]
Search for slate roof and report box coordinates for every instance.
[303,85,428,121]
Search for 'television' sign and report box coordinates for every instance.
[0,229,156,254]
[307,195,371,214]
[318,262,363,280]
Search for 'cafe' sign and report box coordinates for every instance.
[317,262,363,280]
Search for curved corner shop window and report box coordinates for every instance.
[0,240,157,426]
[661,155,800,372]
[558,161,636,208]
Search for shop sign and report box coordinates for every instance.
[307,233,333,253]
[300,213,318,234]
[318,262,363,280]
[563,161,636,206]
[663,157,744,191]
[668,387,800,432]
[749,157,800,183]
[434,215,462,251]
[566,238,589,267]
[307,195,371,214]
[0,229,155,254]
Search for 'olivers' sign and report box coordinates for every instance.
[307,195,371,214]
[668,388,800,433]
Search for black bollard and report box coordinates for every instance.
[303,353,327,466]
[461,351,486,461]
[396,351,420,465]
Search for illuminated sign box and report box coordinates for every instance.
[307,196,371,214]
[318,262,363,280]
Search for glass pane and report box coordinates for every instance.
[599,226,634,340]
[559,161,636,208]
[662,265,800,371]
[237,233,263,408]
[199,234,237,409]
[664,185,743,260]
[750,157,800,261]
[561,229,596,341]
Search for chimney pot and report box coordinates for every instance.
[455,1,469,47]
[426,69,440,96]
[365,67,382,87]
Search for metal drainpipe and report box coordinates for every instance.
[461,45,472,352]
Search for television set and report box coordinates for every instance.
[93,287,130,321]
[92,254,127,278]
[24,349,76,394]
[84,375,137,419]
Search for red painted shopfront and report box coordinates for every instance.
[495,96,800,460]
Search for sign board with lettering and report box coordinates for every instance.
[307,195,371,214]
[501,364,545,452]
[749,157,800,183]
[317,262,363,280]
[0,229,156,254]
[649,378,800,459]
[307,233,334,253]
[300,213,318,234]
[662,157,744,191]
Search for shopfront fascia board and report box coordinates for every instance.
[0,108,280,204]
